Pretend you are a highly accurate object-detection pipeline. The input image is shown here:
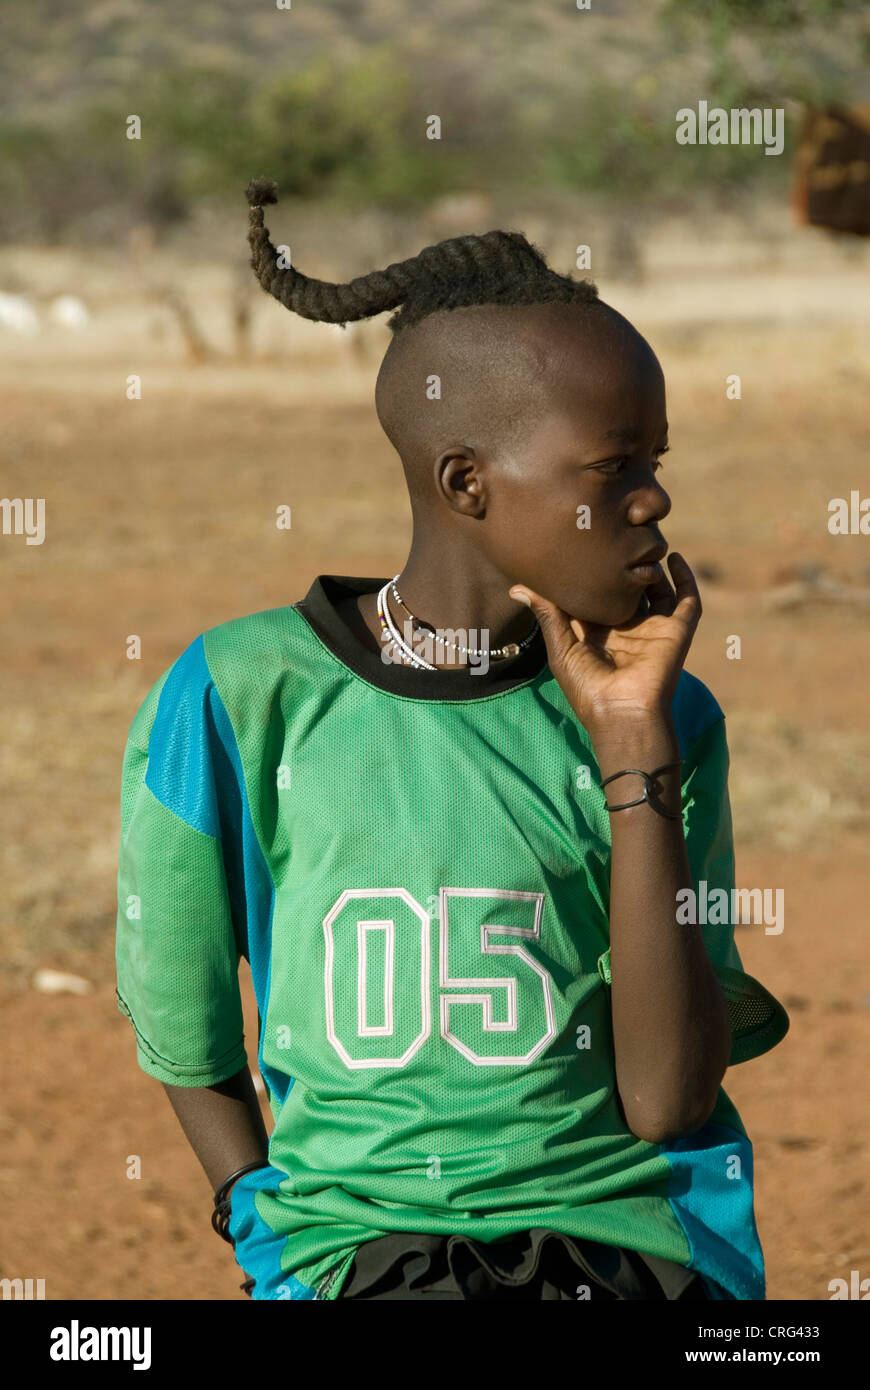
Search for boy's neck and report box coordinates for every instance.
[339,580,536,672]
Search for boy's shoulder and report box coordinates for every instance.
[671,669,725,760]
[200,601,303,676]
[127,602,309,750]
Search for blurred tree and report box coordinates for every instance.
[659,0,870,105]
[661,0,863,28]
[2,3,868,242]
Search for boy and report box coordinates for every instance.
[114,182,789,1301]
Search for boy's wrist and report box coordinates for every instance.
[214,1158,271,1204]
[590,711,680,782]
[212,1160,271,1245]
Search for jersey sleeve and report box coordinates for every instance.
[672,712,789,1067]
[115,634,249,1087]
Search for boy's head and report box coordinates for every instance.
[246,180,671,627]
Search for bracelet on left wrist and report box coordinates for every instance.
[601,761,684,819]
[211,1160,271,1245]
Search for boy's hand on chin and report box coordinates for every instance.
[508,553,701,740]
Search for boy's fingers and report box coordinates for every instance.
[509,587,577,664]
[667,553,703,629]
[644,565,677,617]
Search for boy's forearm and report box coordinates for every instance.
[163,1065,270,1192]
[595,712,732,1145]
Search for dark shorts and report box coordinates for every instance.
[336,1228,711,1301]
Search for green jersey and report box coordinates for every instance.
[115,574,789,1300]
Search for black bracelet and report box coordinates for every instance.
[211,1160,272,1245]
[601,760,683,820]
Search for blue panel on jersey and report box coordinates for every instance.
[671,671,725,760]
[661,1120,765,1301]
[229,1165,318,1300]
[145,635,221,836]
[207,679,293,1107]
[145,632,292,1107]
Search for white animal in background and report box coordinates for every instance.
[0,293,40,335]
[48,295,91,329]
[0,292,92,335]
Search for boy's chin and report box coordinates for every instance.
[626,591,651,624]
[581,593,649,629]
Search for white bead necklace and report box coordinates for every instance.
[375,574,539,671]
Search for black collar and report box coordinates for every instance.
[294,574,550,702]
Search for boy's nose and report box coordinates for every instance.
[630,478,672,525]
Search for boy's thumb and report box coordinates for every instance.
[509,587,574,658]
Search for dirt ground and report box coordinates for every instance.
[1,205,869,1300]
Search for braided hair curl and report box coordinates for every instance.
[244,178,600,333]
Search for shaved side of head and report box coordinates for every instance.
[374,299,642,509]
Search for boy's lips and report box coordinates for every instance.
[626,542,668,583]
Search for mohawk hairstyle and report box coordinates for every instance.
[245,178,600,333]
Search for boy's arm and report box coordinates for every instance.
[510,560,732,1146]
[117,638,269,1179]
[162,1066,270,1191]
[595,712,732,1145]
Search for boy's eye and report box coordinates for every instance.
[596,449,668,475]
